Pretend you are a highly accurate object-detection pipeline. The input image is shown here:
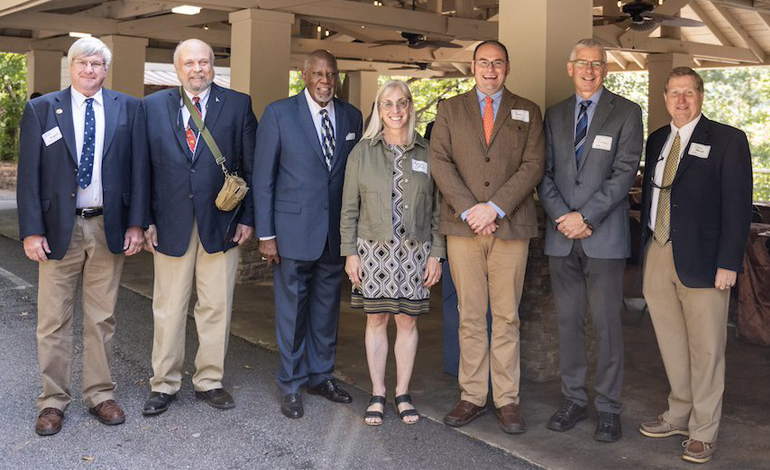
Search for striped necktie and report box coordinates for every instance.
[653,132,682,245]
[574,99,592,165]
[320,108,335,171]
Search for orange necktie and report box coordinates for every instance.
[483,96,494,145]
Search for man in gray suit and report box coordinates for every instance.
[538,38,643,442]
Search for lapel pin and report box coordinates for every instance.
[215,97,220,103]
[56,108,63,114]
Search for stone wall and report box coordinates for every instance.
[237,238,274,283]
[0,163,17,190]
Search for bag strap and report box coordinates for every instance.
[181,86,228,172]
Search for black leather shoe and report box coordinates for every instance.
[308,379,352,404]
[594,411,622,442]
[195,388,235,410]
[143,392,176,416]
[281,393,304,419]
[546,400,588,432]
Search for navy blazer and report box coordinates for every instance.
[144,83,257,256]
[17,87,149,260]
[640,115,753,288]
[254,92,363,261]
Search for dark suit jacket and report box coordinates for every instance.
[640,115,753,288]
[254,91,363,262]
[17,87,148,260]
[144,83,257,256]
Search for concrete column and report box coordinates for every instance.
[229,9,294,119]
[25,50,62,97]
[594,0,620,16]
[498,0,593,111]
[647,53,693,131]
[101,35,148,98]
[346,71,378,121]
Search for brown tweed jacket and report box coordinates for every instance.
[429,87,545,240]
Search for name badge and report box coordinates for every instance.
[42,126,63,147]
[346,132,356,141]
[689,143,710,159]
[592,135,613,151]
[511,109,530,122]
[412,159,428,174]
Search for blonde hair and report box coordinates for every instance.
[362,79,416,145]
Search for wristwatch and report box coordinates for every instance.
[581,214,594,230]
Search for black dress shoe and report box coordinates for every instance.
[143,392,176,416]
[594,411,622,442]
[195,388,235,410]
[546,400,588,432]
[281,393,304,419]
[308,379,352,404]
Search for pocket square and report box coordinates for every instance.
[346,132,356,141]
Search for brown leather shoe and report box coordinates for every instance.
[496,403,526,434]
[88,399,126,425]
[35,408,64,436]
[444,400,486,427]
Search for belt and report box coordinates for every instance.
[75,207,103,218]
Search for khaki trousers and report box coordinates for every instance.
[447,235,529,408]
[37,216,124,411]
[643,241,729,443]
[150,221,239,394]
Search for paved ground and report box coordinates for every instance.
[0,234,539,470]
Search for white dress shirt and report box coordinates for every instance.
[71,87,105,209]
[649,114,702,231]
[180,86,211,155]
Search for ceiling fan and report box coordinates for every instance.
[372,31,462,49]
[594,0,705,31]
[387,62,433,71]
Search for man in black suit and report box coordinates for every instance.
[141,39,257,416]
[638,67,752,464]
[17,37,148,436]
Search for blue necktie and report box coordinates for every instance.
[574,99,591,165]
[77,98,95,189]
[320,109,335,171]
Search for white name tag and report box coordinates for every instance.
[42,126,63,147]
[346,132,356,141]
[412,159,428,174]
[592,135,613,151]
[511,109,530,122]
[689,143,710,159]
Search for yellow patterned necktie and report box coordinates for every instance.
[653,132,681,245]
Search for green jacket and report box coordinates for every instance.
[340,133,446,259]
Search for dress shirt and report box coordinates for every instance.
[71,87,105,209]
[573,87,604,140]
[648,114,702,231]
[180,85,210,126]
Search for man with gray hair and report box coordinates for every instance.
[537,38,643,442]
[18,36,148,436]
[142,39,257,415]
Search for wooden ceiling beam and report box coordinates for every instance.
[711,2,766,61]
[687,0,732,46]
[619,0,693,48]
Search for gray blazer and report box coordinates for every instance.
[538,88,643,259]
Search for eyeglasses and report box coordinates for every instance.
[474,59,507,69]
[379,99,410,111]
[74,59,105,70]
[572,60,605,69]
[310,71,338,80]
[648,155,680,190]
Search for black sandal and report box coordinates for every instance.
[364,395,386,426]
[394,394,420,424]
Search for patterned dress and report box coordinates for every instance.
[351,145,432,316]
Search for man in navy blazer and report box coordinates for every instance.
[254,50,362,419]
[17,37,148,436]
[141,39,257,415]
[638,67,752,464]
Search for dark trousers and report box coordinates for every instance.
[273,242,344,394]
[549,241,625,414]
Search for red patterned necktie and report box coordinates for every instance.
[186,96,202,153]
[483,96,494,145]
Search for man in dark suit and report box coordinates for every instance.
[638,67,752,464]
[538,38,643,442]
[17,37,148,436]
[254,50,362,419]
[141,39,257,415]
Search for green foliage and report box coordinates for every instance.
[0,53,26,162]
[604,71,649,136]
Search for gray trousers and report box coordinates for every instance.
[549,241,625,414]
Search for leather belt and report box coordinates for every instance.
[75,207,103,218]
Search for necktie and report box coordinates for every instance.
[77,98,95,189]
[653,132,682,245]
[186,96,202,154]
[483,96,494,145]
[574,99,592,164]
[320,108,335,170]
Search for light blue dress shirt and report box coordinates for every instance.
[573,87,603,140]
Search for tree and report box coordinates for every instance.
[0,53,26,161]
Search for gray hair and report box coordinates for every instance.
[362,79,416,145]
[568,38,607,64]
[67,37,112,70]
[303,49,337,72]
[173,39,215,66]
